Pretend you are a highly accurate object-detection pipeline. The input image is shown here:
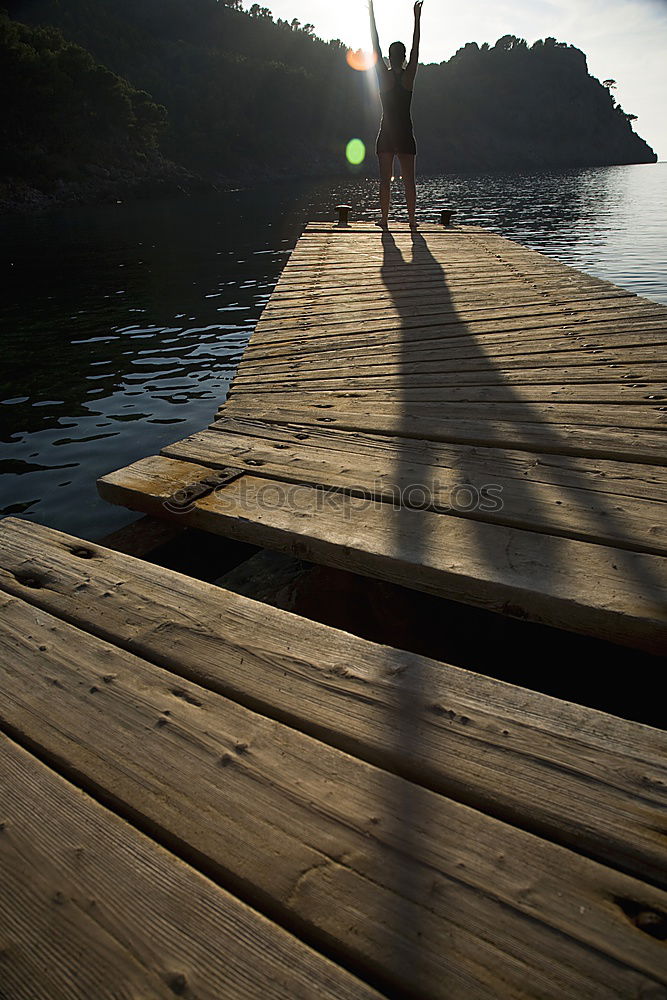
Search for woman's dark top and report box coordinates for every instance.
[376,70,416,155]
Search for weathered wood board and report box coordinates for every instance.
[1,568,666,999]
[97,454,667,652]
[0,516,665,888]
[0,732,384,1000]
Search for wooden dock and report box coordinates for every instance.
[0,516,666,998]
[1,221,666,998]
[98,222,667,652]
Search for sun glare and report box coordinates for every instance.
[346,48,377,71]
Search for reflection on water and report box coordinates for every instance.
[1,162,665,538]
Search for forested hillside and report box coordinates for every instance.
[2,0,657,208]
[1,13,182,197]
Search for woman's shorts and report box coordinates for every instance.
[376,127,417,156]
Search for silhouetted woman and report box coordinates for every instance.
[369,0,422,228]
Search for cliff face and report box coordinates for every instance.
[415,37,657,171]
[2,2,657,209]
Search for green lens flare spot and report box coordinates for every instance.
[346,138,366,165]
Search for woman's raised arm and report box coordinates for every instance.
[406,1,423,79]
[368,0,383,62]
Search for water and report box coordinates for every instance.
[1,162,666,540]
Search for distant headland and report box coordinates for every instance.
[1,1,657,211]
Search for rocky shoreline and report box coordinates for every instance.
[0,153,219,215]
[0,147,349,215]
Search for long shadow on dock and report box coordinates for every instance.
[377,225,664,995]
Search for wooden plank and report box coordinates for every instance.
[259,301,643,336]
[230,361,667,390]
[273,259,619,281]
[240,329,667,379]
[242,316,667,365]
[249,305,667,352]
[219,399,667,463]
[277,264,639,290]
[1,592,666,999]
[264,261,648,289]
[281,251,603,270]
[279,243,610,266]
[273,270,617,296]
[269,288,631,313]
[235,341,666,377]
[222,393,667,427]
[245,305,667,349]
[272,270,626,297]
[158,427,667,555]
[290,230,595,258]
[234,361,665,389]
[282,247,610,269]
[253,296,659,341]
[236,329,666,374]
[282,242,607,264]
[95,456,667,652]
[280,252,604,270]
[231,387,664,421]
[0,732,382,1000]
[1,516,665,888]
[269,240,649,267]
[204,416,667,502]
[261,282,631,312]
[303,222,482,232]
[273,271,624,294]
[278,266,613,288]
[257,297,638,336]
[228,383,667,405]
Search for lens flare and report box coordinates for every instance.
[345,138,366,165]
[346,48,377,71]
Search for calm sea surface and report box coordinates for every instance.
[1,162,666,539]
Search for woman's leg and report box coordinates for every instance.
[378,152,394,225]
[397,153,417,225]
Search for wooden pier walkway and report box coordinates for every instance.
[2,221,666,998]
[98,222,667,652]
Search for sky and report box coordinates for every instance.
[258,0,667,159]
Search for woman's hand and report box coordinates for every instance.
[414,1,423,17]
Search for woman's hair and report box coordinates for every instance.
[388,41,407,68]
